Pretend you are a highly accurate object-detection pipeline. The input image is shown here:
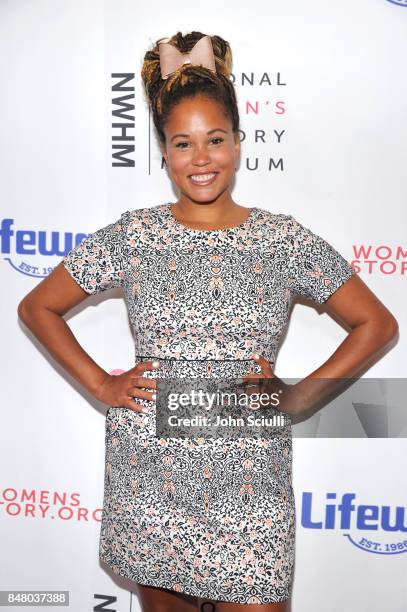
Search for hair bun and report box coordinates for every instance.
[210,34,233,79]
[141,31,239,144]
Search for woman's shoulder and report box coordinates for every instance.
[251,208,321,251]
[121,203,165,220]
[254,207,315,234]
[119,203,168,231]
[253,206,297,231]
[254,206,291,221]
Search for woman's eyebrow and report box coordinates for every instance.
[170,128,228,142]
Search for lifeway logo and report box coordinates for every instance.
[302,492,407,555]
[1,218,88,279]
[351,243,407,275]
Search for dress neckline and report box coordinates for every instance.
[166,202,257,233]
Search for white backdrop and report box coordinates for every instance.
[2,0,406,610]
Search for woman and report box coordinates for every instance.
[17,31,398,612]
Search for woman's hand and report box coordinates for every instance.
[237,354,301,418]
[93,360,160,413]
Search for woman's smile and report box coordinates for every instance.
[188,171,219,186]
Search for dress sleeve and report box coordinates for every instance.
[284,214,356,304]
[62,215,126,295]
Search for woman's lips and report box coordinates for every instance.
[188,172,218,186]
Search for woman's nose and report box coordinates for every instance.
[191,145,211,165]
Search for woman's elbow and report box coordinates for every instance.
[17,296,36,323]
[376,314,399,344]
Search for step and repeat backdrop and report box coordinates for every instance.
[2,0,406,610]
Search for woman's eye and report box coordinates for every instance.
[175,137,224,149]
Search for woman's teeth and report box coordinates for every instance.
[189,172,218,185]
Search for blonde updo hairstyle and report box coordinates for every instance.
[141,31,240,145]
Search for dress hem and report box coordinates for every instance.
[99,554,292,604]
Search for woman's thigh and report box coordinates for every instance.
[196,597,291,612]
[134,582,198,612]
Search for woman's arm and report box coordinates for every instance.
[287,272,399,420]
[307,273,398,378]
[17,263,109,397]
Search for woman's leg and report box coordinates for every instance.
[134,582,198,612]
[196,598,291,612]
[134,583,291,612]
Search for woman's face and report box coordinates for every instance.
[162,95,240,205]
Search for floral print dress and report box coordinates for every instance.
[62,203,356,604]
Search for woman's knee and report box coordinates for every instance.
[135,583,198,612]
[196,597,291,612]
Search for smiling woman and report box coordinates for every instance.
[141,31,248,229]
[161,95,241,221]
[18,27,397,612]
[119,31,301,610]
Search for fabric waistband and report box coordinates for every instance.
[135,355,257,362]
[134,355,262,378]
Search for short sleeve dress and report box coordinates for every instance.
[62,203,356,605]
